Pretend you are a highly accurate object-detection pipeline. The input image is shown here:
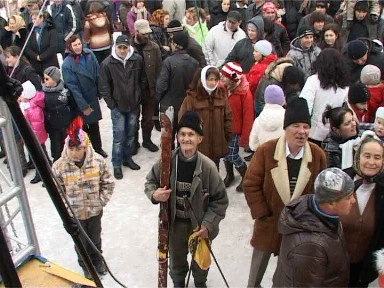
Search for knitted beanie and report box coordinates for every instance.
[360,64,381,85]
[44,66,61,83]
[172,31,189,49]
[348,40,368,60]
[376,107,384,120]
[348,82,371,104]
[221,62,243,82]
[297,25,314,38]
[254,40,273,56]
[314,168,354,204]
[264,85,285,106]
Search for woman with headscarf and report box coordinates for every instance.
[342,135,384,287]
[178,65,233,169]
[0,15,28,49]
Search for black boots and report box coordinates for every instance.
[142,130,159,152]
[223,160,234,187]
[235,164,247,192]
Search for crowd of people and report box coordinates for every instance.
[1,0,384,286]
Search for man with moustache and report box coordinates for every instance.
[131,19,162,153]
[243,97,327,287]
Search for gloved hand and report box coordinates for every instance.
[370,14,379,24]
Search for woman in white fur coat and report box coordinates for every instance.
[249,85,285,152]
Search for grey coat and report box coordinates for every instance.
[144,149,228,239]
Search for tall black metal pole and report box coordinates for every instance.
[0,64,103,287]
[0,227,22,287]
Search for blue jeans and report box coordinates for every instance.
[111,107,138,167]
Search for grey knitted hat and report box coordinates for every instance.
[44,66,61,83]
[314,168,354,204]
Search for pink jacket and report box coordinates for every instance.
[23,91,48,144]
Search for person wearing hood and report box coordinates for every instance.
[99,34,147,179]
[43,66,75,162]
[209,0,234,29]
[272,168,355,287]
[52,117,114,279]
[62,34,108,162]
[179,66,233,169]
[224,15,264,73]
[286,25,321,80]
[248,84,285,153]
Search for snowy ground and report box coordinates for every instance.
[2,100,378,287]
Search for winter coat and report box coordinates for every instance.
[341,170,384,285]
[342,38,384,83]
[52,145,114,220]
[83,11,112,50]
[22,91,48,144]
[62,49,102,124]
[187,36,208,68]
[286,37,321,79]
[254,57,294,115]
[131,39,162,98]
[162,0,186,22]
[179,86,233,159]
[209,4,231,29]
[248,103,285,151]
[243,136,327,254]
[322,131,354,169]
[25,21,59,76]
[247,53,278,96]
[244,2,263,23]
[99,45,146,111]
[274,22,290,56]
[226,76,254,147]
[47,2,76,54]
[224,16,264,73]
[149,24,169,60]
[367,83,384,122]
[156,50,200,111]
[0,27,28,49]
[43,80,75,130]
[300,74,349,142]
[284,0,306,39]
[273,194,350,287]
[183,19,209,47]
[203,21,246,67]
[144,148,228,239]
[9,61,42,91]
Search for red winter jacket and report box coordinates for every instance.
[247,54,278,96]
[225,76,255,147]
[367,83,384,123]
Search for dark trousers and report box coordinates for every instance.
[169,218,208,285]
[349,262,370,288]
[75,212,103,270]
[141,91,156,133]
[46,126,66,162]
[83,122,103,152]
[93,48,112,64]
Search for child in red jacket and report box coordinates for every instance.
[220,62,254,192]
[360,64,384,123]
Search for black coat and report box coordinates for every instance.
[1,28,29,49]
[25,21,59,76]
[9,61,42,91]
